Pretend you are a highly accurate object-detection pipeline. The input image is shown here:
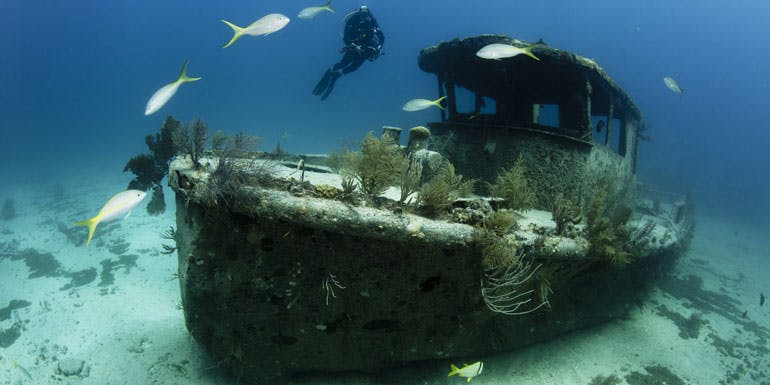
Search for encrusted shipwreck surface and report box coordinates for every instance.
[168,156,691,384]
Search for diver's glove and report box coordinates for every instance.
[366,45,382,61]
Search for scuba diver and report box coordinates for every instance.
[313,6,385,100]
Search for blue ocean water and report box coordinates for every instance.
[1,1,770,384]
[2,0,769,224]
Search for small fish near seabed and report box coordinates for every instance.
[144,60,201,116]
[221,13,291,48]
[75,190,147,246]
[761,292,765,306]
[448,361,484,382]
[476,43,541,61]
[298,1,335,19]
[13,360,33,381]
[663,76,683,94]
[402,96,446,112]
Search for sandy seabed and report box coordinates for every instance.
[0,173,768,385]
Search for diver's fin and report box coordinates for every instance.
[221,20,244,48]
[313,69,333,96]
[74,216,100,246]
[320,71,341,101]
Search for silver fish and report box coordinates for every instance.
[663,76,683,94]
[476,43,540,61]
[448,361,483,382]
[145,60,201,116]
[402,96,446,112]
[13,360,33,381]
[221,13,291,48]
[298,1,334,19]
[75,190,147,245]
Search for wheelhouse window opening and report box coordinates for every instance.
[533,103,560,128]
[607,117,624,155]
[617,119,629,157]
[479,96,496,115]
[591,115,609,144]
[442,82,497,122]
[454,86,478,115]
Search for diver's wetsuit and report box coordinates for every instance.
[313,6,385,100]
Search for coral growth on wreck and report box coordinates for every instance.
[480,233,520,270]
[518,138,587,211]
[584,178,633,266]
[173,118,208,168]
[475,209,519,270]
[398,153,423,204]
[417,160,475,216]
[490,155,535,211]
[123,116,181,214]
[482,209,517,236]
[203,132,265,208]
[344,132,405,200]
[552,194,582,236]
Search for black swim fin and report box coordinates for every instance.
[320,71,342,101]
[313,69,333,96]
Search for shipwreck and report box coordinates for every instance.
[167,35,693,384]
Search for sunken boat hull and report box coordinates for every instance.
[170,161,691,384]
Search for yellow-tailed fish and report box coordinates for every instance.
[298,1,335,19]
[402,96,446,112]
[448,361,483,382]
[476,43,540,61]
[663,76,683,94]
[221,13,291,48]
[74,190,147,246]
[145,60,201,116]
[13,360,33,381]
